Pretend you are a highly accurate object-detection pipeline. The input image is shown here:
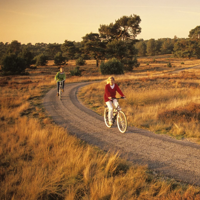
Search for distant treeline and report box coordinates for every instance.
[1,34,200,65]
[0,14,199,75]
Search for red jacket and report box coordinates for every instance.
[104,83,124,102]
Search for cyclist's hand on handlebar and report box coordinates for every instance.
[121,96,126,99]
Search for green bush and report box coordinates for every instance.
[122,57,140,71]
[70,66,81,76]
[100,58,124,75]
[167,62,172,68]
[54,52,66,65]
[33,53,48,66]
[76,57,86,66]
[2,54,27,75]
[19,47,34,68]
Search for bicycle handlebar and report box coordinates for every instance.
[111,97,125,100]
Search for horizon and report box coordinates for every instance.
[1,0,200,44]
[1,36,187,46]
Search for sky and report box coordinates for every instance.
[0,0,200,44]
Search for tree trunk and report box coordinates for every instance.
[96,60,99,67]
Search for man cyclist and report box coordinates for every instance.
[55,66,66,96]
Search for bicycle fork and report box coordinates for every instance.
[112,109,118,124]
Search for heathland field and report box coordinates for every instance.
[1,55,200,199]
[79,56,200,143]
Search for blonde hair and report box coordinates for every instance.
[107,76,115,84]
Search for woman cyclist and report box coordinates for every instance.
[104,76,125,126]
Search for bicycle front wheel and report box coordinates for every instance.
[104,107,111,128]
[117,111,127,133]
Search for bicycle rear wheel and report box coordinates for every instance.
[59,90,62,100]
[117,111,127,133]
[104,107,111,128]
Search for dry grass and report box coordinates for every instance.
[79,63,200,142]
[1,56,200,199]
[137,55,200,72]
[2,116,200,199]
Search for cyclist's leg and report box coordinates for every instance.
[63,80,65,91]
[106,101,113,124]
[57,82,59,95]
[113,99,120,110]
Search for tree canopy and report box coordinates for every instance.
[7,40,21,55]
[54,52,66,65]
[2,54,27,75]
[135,40,146,56]
[46,43,61,59]
[189,26,200,39]
[61,40,77,60]
[81,33,105,66]
[173,39,200,59]
[99,14,141,42]
[146,39,156,56]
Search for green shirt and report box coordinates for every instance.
[55,72,66,82]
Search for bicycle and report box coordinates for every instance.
[58,81,64,100]
[104,97,127,133]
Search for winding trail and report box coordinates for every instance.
[43,81,200,186]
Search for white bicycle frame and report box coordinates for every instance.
[104,97,127,133]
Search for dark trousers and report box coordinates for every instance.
[57,81,65,93]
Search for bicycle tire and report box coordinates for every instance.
[117,111,127,133]
[104,107,111,128]
[59,90,62,100]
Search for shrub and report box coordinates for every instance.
[123,57,140,71]
[2,54,27,75]
[33,53,48,66]
[19,47,34,68]
[70,66,81,76]
[76,57,86,66]
[167,62,172,68]
[100,58,124,75]
[54,52,66,65]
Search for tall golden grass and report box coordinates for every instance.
[79,69,200,142]
[2,115,200,199]
[1,57,200,199]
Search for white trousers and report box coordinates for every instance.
[106,99,119,122]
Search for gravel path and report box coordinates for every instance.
[43,81,200,186]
